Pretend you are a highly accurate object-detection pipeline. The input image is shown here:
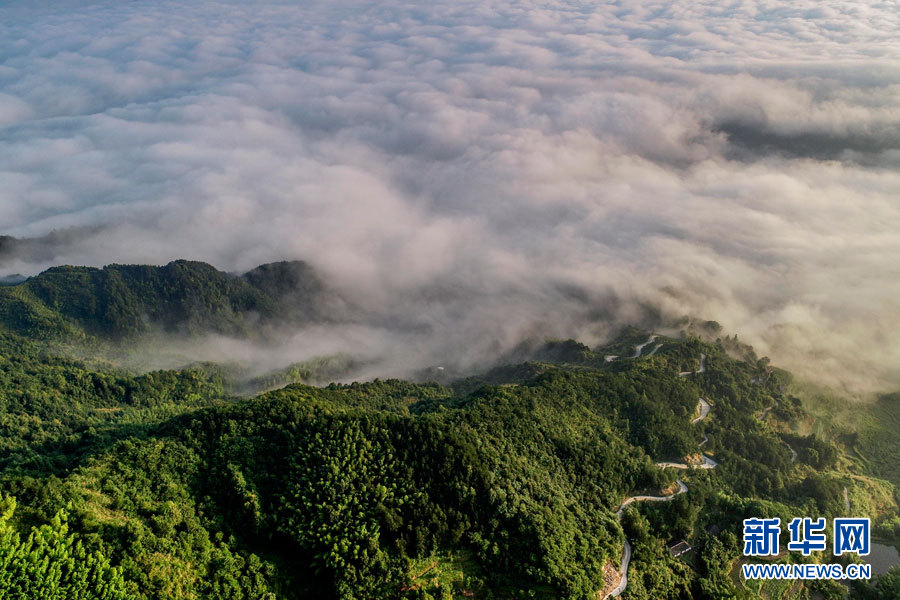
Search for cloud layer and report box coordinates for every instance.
[2,0,900,390]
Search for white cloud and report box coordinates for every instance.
[1,0,899,389]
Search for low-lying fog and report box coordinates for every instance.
[2,0,899,392]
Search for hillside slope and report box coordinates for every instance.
[0,266,897,599]
[0,260,327,339]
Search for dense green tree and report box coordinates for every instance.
[0,280,886,600]
[0,495,131,600]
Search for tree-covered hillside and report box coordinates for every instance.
[0,260,326,339]
[0,266,897,599]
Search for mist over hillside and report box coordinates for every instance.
[0,258,661,383]
[2,0,900,391]
[1,297,898,599]
[3,3,900,599]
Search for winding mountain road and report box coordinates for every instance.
[607,335,661,363]
[691,398,711,425]
[631,335,659,358]
[655,454,718,470]
[757,405,774,421]
[607,391,716,598]
[679,353,706,377]
[615,480,690,518]
[608,480,689,597]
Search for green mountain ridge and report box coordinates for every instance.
[0,261,897,600]
[0,259,327,340]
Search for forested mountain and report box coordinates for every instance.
[0,263,898,599]
[0,260,328,339]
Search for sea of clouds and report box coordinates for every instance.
[1,0,899,390]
